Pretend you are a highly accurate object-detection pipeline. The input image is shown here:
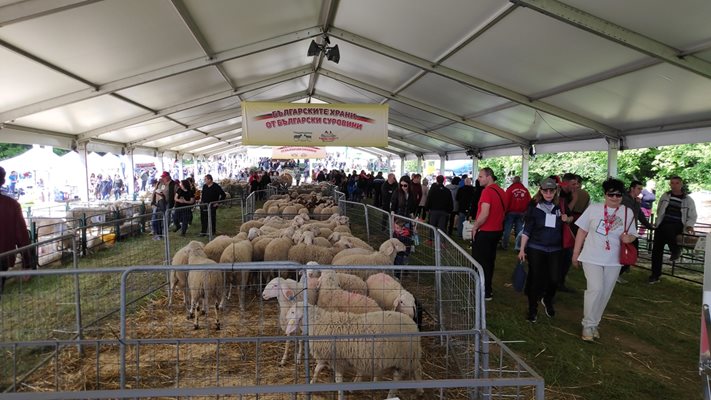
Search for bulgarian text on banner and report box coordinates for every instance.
[242,101,388,147]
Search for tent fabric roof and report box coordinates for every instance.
[1,0,711,161]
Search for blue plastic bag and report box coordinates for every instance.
[511,260,527,293]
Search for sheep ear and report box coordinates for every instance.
[282,286,294,300]
[384,243,395,256]
[393,296,401,311]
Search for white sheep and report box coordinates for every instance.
[328,233,372,251]
[169,241,205,308]
[263,237,294,262]
[233,231,248,241]
[316,271,381,314]
[331,239,407,280]
[203,235,234,262]
[220,240,254,311]
[287,243,339,265]
[285,301,423,400]
[365,273,417,319]
[305,268,368,296]
[239,220,263,233]
[262,277,304,366]
[186,248,226,330]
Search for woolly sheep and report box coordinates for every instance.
[203,235,234,262]
[264,237,294,262]
[332,239,407,279]
[307,269,368,296]
[328,233,372,251]
[285,301,423,399]
[220,240,254,311]
[332,225,351,234]
[247,227,262,241]
[169,241,205,308]
[261,277,303,366]
[239,220,263,233]
[365,273,417,319]
[251,237,273,261]
[234,231,248,241]
[287,243,339,265]
[186,249,225,330]
[316,271,381,314]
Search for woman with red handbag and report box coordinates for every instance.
[572,178,637,342]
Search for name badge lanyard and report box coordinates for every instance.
[603,205,618,251]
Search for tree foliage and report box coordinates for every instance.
[479,143,711,201]
[0,144,31,160]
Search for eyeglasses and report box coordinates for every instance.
[541,188,556,193]
[606,192,623,198]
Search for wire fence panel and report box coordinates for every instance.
[339,200,368,242]
[0,264,542,399]
[365,205,392,246]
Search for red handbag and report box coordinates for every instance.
[620,208,637,265]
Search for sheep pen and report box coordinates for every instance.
[6,265,512,399]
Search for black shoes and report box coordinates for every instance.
[541,299,555,318]
[526,309,537,323]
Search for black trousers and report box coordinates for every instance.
[525,248,561,310]
[200,205,218,235]
[651,221,683,279]
[471,230,503,298]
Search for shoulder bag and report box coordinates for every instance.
[620,207,638,265]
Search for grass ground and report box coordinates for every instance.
[1,197,703,399]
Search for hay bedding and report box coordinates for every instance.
[18,279,473,399]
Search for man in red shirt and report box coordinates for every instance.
[502,176,531,250]
[0,166,32,298]
[470,167,508,301]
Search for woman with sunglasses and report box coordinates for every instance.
[518,178,567,323]
[572,178,638,342]
[390,176,416,219]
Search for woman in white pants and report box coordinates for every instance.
[573,178,637,342]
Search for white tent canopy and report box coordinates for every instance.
[0,145,60,173]
[1,0,710,161]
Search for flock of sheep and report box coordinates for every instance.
[168,192,423,399]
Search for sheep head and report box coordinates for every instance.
[247,227,261,241]
[393,292,417,319]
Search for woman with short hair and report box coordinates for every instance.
[573,178,638,341]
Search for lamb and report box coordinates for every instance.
[365,273,417,319]
[186,248,226,330]
[316,271,380,314]
[293,230,331,247]
[261,277,304,366]
[169,241,205,308]
[285,301,423,400]
[203,235,234,262]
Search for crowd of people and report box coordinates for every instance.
[372,168,698,342]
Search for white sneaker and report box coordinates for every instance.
[616,277,627,284]
[582,327,595,342]
[592,327,600,339]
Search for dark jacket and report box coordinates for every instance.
[456,185,476,216]
[390,188,416,217]
[381,180,398,211]
[201,182,226,204]
[522,200,563,252]
[641,189,655,210]
[425,183,453,213]
[621,193,653,231]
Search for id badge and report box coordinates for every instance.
[595,220,607,235]
[545,213,556,228]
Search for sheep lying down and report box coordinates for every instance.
[286,301,423,400]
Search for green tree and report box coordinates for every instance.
[0,144,31,160]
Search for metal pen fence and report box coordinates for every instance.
[0,264,543,399]
[636,221,709,284]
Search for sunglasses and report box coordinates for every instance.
[541,188,556,193]
[400,184,408,187]
[606,192,623,198]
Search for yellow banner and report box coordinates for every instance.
[271,146,327,159]
[242,102,388,147]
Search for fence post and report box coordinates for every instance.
[72,236,83,356]
[364,204,370,243]
[80,213,88,256]
[119,269,128,389]
[164,209,171,265]
[207,203,213,241]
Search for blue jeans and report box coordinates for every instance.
[502,212,524,249]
